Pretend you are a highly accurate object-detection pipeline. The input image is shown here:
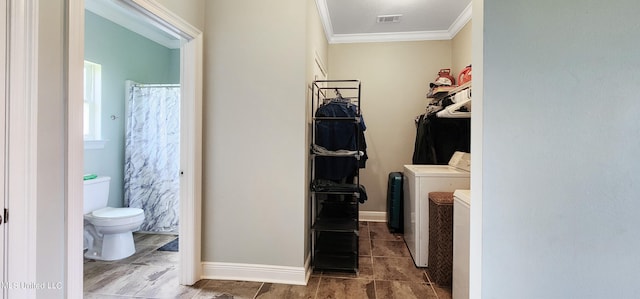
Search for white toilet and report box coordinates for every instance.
[83,176,145,261]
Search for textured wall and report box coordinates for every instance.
[37,0,66,296]
[452,20,473,79]
[482,0,640,297]
[155,0,205,31]
[202,0,308,267]
[328,41,452,212]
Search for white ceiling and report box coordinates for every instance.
[317,0,472,44]
[86,0,472,48]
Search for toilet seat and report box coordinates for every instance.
[91,207,143,219]
[85,207,144,227]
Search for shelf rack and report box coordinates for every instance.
[309,79,362,273]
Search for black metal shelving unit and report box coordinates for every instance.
[309,80,362,273]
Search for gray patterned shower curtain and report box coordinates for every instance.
[124,80,180,232]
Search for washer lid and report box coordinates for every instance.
[454,189,471,206]
[448,151,471,171]
[92,207,143,219]
[403,164,470,177]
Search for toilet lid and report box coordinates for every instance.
[92,207,143,219]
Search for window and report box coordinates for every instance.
[84,61,106,149]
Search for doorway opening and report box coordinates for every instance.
[67,0,203,297]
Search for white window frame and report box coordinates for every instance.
[83,60,106,149]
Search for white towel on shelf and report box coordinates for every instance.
[452,89,471,103]
[312,144,363,157]
[437,98,471,118]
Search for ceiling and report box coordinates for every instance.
[86,0,472,48]
[317,0,472,44]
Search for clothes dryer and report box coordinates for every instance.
[403,152,470,267]
[453,189,471,299]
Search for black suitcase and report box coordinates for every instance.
[387,172,403,232]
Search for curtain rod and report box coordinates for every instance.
[131,83,180,88]
[126,80,179,88]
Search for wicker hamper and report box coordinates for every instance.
[428,191,454,286]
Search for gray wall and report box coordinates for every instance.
[202,0,308,267]
[482,0,640,298]
[37,0,65,297]
[156,0,205,32]
[452,20,472,78]
[305,0,329,264]
[84,11,180,208]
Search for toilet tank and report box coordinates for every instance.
[83,176,111,214]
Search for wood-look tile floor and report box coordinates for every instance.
[83,222,452,299]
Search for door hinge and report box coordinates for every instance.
[3,208,7,224]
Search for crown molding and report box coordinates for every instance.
[315,0,334,43]
[330,30,452,44]
[448,2,473,38]
[315,0,472,44]
[85,0,181,49]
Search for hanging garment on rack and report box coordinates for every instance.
[412,113,470,164]
[314,100,368,180]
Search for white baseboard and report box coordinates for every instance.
[359,211,387,222]
[201,261,308,286]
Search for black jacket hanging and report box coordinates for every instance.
[314,100,368,180]
[412,113,470,165]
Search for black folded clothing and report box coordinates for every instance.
[311,179,368,203]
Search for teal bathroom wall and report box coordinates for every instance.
[84,11,180,208]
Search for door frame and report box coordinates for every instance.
[66,0,203,297]
[1,2,5,293]
[470,0,483,298]
[5,0,38,298]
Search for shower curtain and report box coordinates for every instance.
[124,81,180,232]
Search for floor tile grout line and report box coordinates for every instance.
[313,276,322,299]
[430,283,441,299]
[365,221,378,299]
[252,282,265,299]
[370,254,412,258]
[372,279,378,299]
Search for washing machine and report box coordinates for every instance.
[403,152,470,267]
[453,189,470,299]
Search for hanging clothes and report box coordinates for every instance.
[412,114,438,164]
[314,99,368,180]
[412,113,470,165]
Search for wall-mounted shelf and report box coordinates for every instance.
[427,81,472,98]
